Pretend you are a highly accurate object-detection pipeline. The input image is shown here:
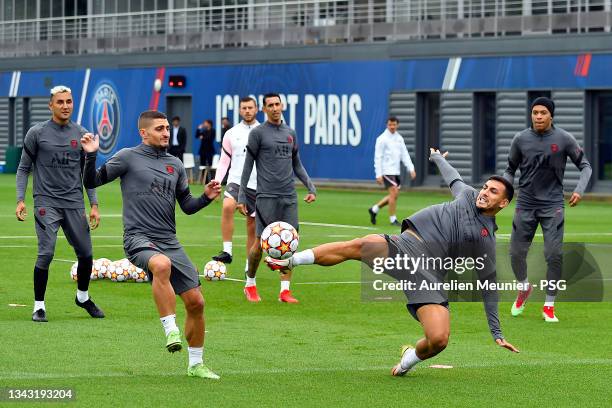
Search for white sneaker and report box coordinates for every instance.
[391,345,415,376]
[264,256,293,273]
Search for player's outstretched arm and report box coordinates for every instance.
[82,143,129,189]
[429,148,468,198]
[176,168,221,215]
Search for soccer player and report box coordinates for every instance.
[368,116,416,226]
[81,110,221,379]
[211,97,260,272]
[504,97,592,322]
[237,93,316,303]
[15,85,104,323]
[267,149,519,375]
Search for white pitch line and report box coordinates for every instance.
[1,358,610,380]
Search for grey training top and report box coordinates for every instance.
[400,153,503,340]
[238,121,316,203]
[16,120,98,208]
[83,144,211,243]
[504,126,592,209]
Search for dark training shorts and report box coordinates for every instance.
[124,234,200,295]
[255,195,299,237]
[382,175,401,189]
[226,182,256,217]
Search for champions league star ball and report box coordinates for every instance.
[260,221,299,260]
[93,258,113,280]
[130,266,149,283]
[70,262,79,281]
[203,260,227,281]
[109,259,133,282]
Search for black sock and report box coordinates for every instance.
[76,256,93,292]
[34,266,49,302]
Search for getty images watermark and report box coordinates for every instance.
[360,242,610,302]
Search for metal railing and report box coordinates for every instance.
[0,1,611,57]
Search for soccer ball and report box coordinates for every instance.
[203,260,227,281]
[109,259,133,282]
[131,266,149,283]
[260,221,299,260]
[70,262,79,281]
[93,258,112,280]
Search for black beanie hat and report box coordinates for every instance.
[531,97,555,117]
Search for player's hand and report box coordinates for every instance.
[80,133,99,153]
[237,203,248,216]
[496,338,520,353]
[16,201,27,221]
[89,205,100,230]
[304,193,316,203]
[429,148,449,160]
[376,176,383,185]
[204,180,221,200]
[569,192,582,207]
[410,170,417,180]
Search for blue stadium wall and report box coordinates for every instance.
[1,52,608,181]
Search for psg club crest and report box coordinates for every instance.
[481,228,489,237]
[70,139,78,149]
[39,208,46,216]
[166,165,174,174]
[90,82,121,155]
[551,144,559,153]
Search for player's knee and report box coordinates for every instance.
[35,254,54,270]
[186,294,204,315]
[149,255,171,278]
[429,333,449,352]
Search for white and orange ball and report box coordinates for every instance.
[260,221,299,260]
[203,260,227,281]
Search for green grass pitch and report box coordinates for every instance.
[0,173,610,407]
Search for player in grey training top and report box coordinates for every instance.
[81,110,221,380]
[504,97,592,323]
[266,148,519,376]
[15,85,104,323]
[237,93,316,303]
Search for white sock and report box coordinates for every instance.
[188,346,204,367]
[187,347,204,367]
[223,241,233,256]
[34,301,45,312]
[400,348,422,370]
[245,277,256,287]
[390,215,397,223]
[544,296,555,307]
[76,290,89,303]
[280,280,290,292]
[244,259,249,272]
[292,249,315,266]
[371,205,380,214]
[519,279,530,291]
[160,314,179,336]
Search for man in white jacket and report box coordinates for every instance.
[369,116,416,226]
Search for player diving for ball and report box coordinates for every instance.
[266,148,520,375]
[82,110,221,379]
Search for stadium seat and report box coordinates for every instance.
[183,153,195,183]
[199,154,219,185]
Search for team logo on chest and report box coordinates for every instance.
[90,82,121,155]
[550,144,559,153]
[287,135,293,144]
[481,227,489,237]
[70,139,78,149]
[39,208,46,216]
[166,165,174,174]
